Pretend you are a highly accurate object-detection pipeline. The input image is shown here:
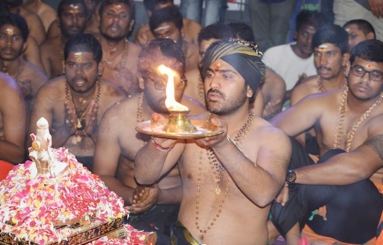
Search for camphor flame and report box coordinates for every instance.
[158,64,189,111]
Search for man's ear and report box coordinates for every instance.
[293,30,298,41]
[344,60,351,77]
[367,32,375,40]
[62,60,66,74]
[246,85,254,98]
[180,27,185,39]
[129,19,135,32]
[342,52,350,67]
[146,10,152,18]
[97,62,103,76]
[22,40,28,53]
[139,76,145,90]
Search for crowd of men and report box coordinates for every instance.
[1,0,383,244]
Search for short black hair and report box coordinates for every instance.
[143,0,172,13]
[99,0,135,23]
[64,33,103,64]
[138,38,185,73]
[350,39,383,65]
[149,6,183,33]
[0,1,9,13]
[0,12,29,42]
[343,19,376,38]
[312,24,349,54]
[296,10,329,32]
[58,0,88,18]
[227,22,255,42]
[198,23,236,45]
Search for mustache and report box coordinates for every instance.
[207,88,224,98]
[318,66,331,71]
[71,76,88,83]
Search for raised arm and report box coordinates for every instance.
[0,74,26,163]
[134,136,185,185]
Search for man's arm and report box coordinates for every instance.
[39,42,52,78]
[0,75,26,163]
[93,105,136,205]
[295,124,383,185]
[201,123,291,207]
[270,93,322,137]
[23,35,45,74]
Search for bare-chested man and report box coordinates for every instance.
[0,72,26,166]
[30,34,125,172]
[150,6,198,73]
[6,0,45,45]
[134,40,291,245]
[22,0,57,32]
[40,0,87,78]
[290,24,349,149]
[134,0,202,46]
[0,13,47,113]
[93,38,205,244]
[97,0,142,98]
[227,22,286,119]
[269,39,383,245]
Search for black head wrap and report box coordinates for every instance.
[201,40,265,103]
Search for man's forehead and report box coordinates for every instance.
[154,23,171,33]
[353,57,383,69]
[105,3,129,12]
[298,23,316,33]
[315,43,339,52]
[0,25,20,35]
[63,3,84,13]
[67,51,94,61]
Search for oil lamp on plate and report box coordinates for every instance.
[136,65,223,139]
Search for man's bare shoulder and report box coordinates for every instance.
[22,61,48,80]
[0,73,20,93]
[181,95,206,115]
[185,68,199,80]
[127,41,142,56]
[39,36,58,50]
[183,18,202,30]
[252,117,291,148]
[101,95,138,130]
[291,75,320,104]
[99,79,126,97]
[37,76,65,94]
[265,68,285,87]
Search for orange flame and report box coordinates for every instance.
[158,65,188,111]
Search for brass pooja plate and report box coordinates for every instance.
[136,120,223,139]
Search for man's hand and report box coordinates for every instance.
[368,0,383,18]
[134,24,151,46]
[82,100,98,136]
[195,117,228,149]
[263,99,282,120]
[128,185,159,214]
[295,73,307,88]
[274,183,289,206]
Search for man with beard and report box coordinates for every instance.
[149,6,198,73]
[134,40,291,245]
[290,24,349,149]
[268,39,383,245]
[29,34,125,172]
[93,38,205,244]
[46,0,102,39]
[6,0,45,45]
[0,13,47,113]
[40,0,88,78]
[97,0,141,98]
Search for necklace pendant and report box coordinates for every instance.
[71,136,78,145]
[76,119,83,129]
[215,185,221,195]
